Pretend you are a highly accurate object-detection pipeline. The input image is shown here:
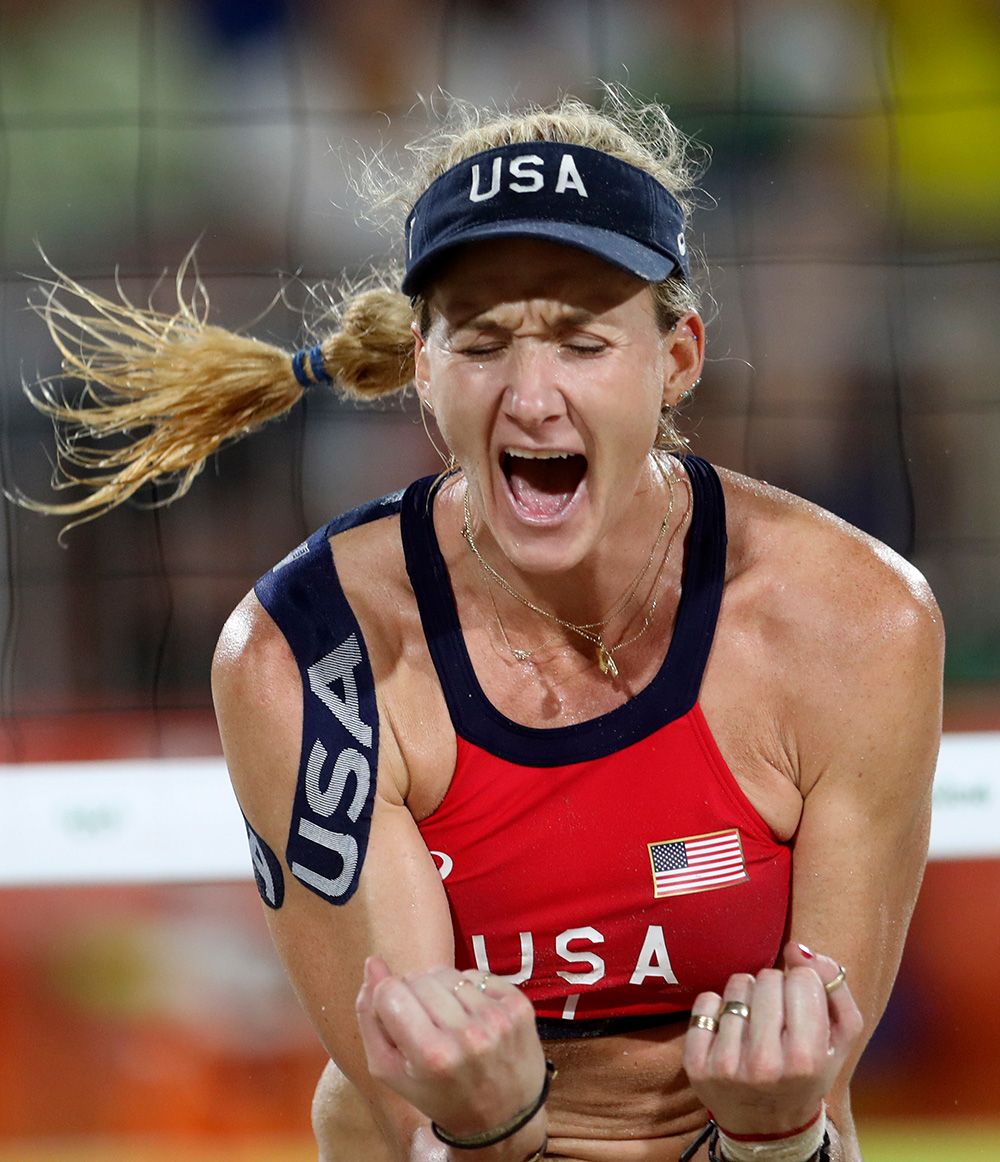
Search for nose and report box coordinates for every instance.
[501,344,566,428]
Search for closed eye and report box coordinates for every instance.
[564,341,607,356]
[456,343,505,358]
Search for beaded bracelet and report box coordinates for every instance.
[430,1060,557,1149]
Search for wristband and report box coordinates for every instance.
[714,1107,829,1162]
[430,1060,556,1149]
[680,1109,830,1162]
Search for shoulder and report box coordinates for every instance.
[715,465,943,665]
[212,588,302,827]
[708,466,943,794]
[249,483,420,670]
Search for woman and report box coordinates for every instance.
[25,94,942,1161]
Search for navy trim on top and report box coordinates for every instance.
[255,487,406,649]
[400,455,728,768]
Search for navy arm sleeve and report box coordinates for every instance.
[251,490,406,906]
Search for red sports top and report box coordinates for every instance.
[403,458,791,1025]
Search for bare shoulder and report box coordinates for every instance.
[710,467,944,796]
[716,466,943,660]
[211,586,302,833]
[328,509,419,665]
[212,510,415,699]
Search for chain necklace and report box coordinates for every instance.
[461,463,680,678]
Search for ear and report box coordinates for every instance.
[412,320,432,406]
[661,310,705,407]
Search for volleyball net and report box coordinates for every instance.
[2,1,1000,868]
[0,736,995,889]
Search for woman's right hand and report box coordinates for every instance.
[356,957,548,1148]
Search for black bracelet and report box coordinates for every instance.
[680,1121,831,1162]
[430,1060,556,1149]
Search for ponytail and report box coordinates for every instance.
[16,253,417,530]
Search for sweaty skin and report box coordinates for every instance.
[213,241,943,1162]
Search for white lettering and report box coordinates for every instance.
[247,831,276,905]
[561,994,580,1020]
[555,926,605,985]
[472,932,534,985]
[508,154,544,193]
[469,157,503,202]
[430,850,453,880]
[304,740,370,821]
[292,818,358,898]
[308,635,372,748]
[629,925,679,985]
[555,154,588,196]
[677,231,686,256]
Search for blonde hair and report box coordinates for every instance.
[20,88,705,527]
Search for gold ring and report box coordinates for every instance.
[689,1013,719,1034]
[719,1000,751,1021]
[824,965,847,995]
[454,979,472,992]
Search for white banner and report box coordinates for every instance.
[0,734,996,886]
[0,757,244,886]
[928,732,1000,859]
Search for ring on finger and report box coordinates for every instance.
[824,964,847,995]
[476,976,489,993]
[719,1000,751,1021]
[689,1013,719,1034]
[454,979,472,993]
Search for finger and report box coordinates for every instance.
[824,972,864,1060]
[712,974,754,1073]
[783,942,863,1055]
[783,941,842,990]
[406,971,482,1030]
[747,968,785,1070]
[356,959,408,1079]
[369,972,451,1063]
[783,965,830,1063]
[684,991,722,1077]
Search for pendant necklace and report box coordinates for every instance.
[461,461,683,678]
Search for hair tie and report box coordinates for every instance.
[291,343,332,388]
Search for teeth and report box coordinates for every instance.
[504,449,577,460]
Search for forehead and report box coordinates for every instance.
[425,237,653,322]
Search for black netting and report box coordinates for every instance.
[2,0,998,754]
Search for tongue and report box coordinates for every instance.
[507,455,585,518]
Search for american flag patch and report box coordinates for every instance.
[648,829,748,898]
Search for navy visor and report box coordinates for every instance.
[402,141,689,296]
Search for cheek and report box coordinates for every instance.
[429,389,486,460]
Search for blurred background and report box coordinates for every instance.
[1,0,1000,1158]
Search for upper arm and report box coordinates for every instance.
[211,590,456,1148]
[783,541,944,1133]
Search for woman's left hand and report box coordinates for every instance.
[682,941,865,1136]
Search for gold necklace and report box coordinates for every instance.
[461,463,680,678]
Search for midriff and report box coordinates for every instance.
[543,1022,706,1161]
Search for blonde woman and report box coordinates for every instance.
[24,93,942,1161]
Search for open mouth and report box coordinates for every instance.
[501,449,587,519]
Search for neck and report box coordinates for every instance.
[459,455,686,640]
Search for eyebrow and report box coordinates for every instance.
[446,305,598,334]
